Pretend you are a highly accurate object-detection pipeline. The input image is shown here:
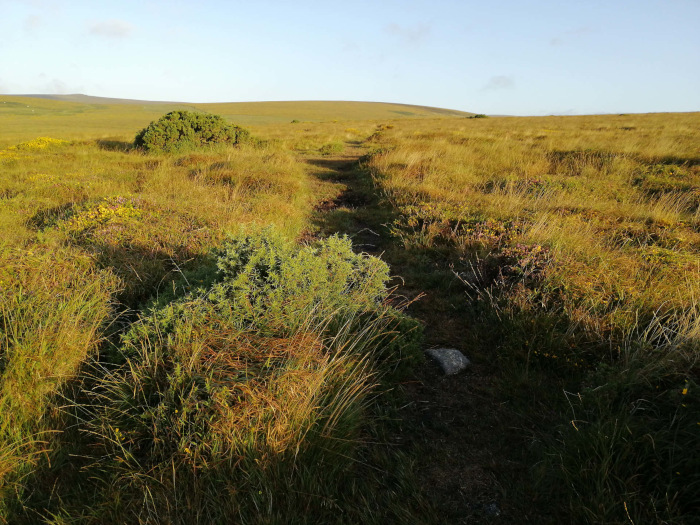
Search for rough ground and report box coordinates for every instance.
[304,149,534,524]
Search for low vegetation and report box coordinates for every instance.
[0,103,434,523]
[38,229,421,523]
[134,110,250,153]
[0,99,698,523]
[366,113,700,523]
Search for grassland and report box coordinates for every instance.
[0,95,471,147]
[0,97,698,524]
[363,113,700,523]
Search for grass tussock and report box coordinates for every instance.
[27,229,421,524]
[0,247,116,511]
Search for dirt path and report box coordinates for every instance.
[304,150,528,524]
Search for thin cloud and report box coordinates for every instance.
[385,23,431,44]
[481,75,515,92]
[40,77,82,94]
[24,15,41,31]
[550,26,592,46]
[550,37,563,46]
[88,19,134,38]
[46,78,69,94]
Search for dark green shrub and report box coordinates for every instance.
[141,227,393,335]
[134,110,250,153]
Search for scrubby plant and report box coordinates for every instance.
[207,228,390,328]
[61,228,422,523]
[134,111,250,153]
[319,141,344,155]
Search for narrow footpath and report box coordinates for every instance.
[303,148,530,524]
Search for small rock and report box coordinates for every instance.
[483,502,501,517]
[425,348,470,375]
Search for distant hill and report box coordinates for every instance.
[0,94,474,146]
[14,94,176,105]
[4,94,474,121]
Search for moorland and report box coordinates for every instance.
[0,95,698,524]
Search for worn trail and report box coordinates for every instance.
[304,149,526,524]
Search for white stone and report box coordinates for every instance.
[425,348,471,375]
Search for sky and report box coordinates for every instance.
[1,0,699,115]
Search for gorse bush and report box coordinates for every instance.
[209,228,391,329]
[142,228,395,334]
[64,228,422,523]
[134,110,250,153]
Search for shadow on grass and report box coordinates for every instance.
[306,156,397,254]
[26,202,80,230]
[305,154,474,347]
[96,139,134,152]
[304,153,531,523]
[305,156,360,175]
[655,155,700,167]
[89,242,215,309]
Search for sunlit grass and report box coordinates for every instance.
[0,100,433,522]
[1,99,698,522]
[366,111,700,523]
[0,96,470,147]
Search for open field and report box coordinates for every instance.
[0,95,472,147]
[0,97,698,523]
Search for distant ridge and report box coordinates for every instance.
[1,94,475,144]
[13,94,177,105]
[5,94,473,119]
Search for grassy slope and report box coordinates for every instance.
[0,96,472,147]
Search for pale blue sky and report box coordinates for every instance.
[1,0,698,115]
